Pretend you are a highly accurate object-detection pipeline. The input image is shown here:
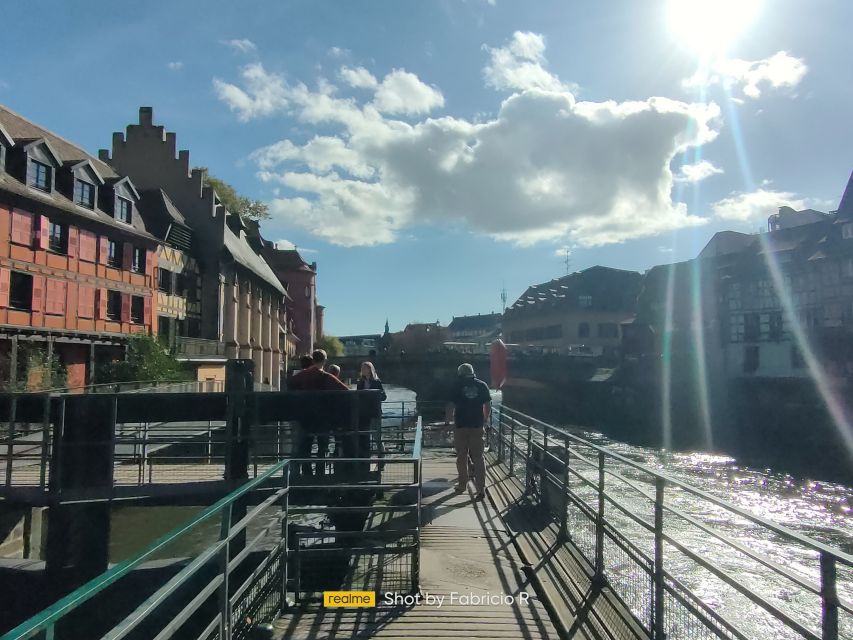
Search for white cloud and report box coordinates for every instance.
[328,47,350,58]
[215,34,721,247]
[274,239,318,254]
[483,31,571,93]
[339,66,378,89]
[711,189,807,221]
[222,38,257,54]
[167,61,184,71]
[372,69,445,115]
[685,51,807,99]
[674,160,723,183]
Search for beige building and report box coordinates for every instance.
[503,266,641,359]
[102,108,285,387]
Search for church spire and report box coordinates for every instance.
[384,318,390,335]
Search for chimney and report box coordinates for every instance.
[98,149,110,161]
[139,107,153,126]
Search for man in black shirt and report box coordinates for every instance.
[449,363,491,501]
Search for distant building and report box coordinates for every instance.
[446,312,502,353]
[0,104,158,389]
[387,321,448,354]
[503,266,642,359]
[339,334,382,356]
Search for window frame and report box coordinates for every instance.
[158,269,173,294]
[131,247,146,274]
[106,290,122,321]
[131,295,144,324]
[107,240,122,268]
[578,322,590,338]
[48,221,68,254]
[116,196,132,223]
[29,159,51,192]
[9,272,33,311]
[74,179,96,209]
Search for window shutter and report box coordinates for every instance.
[38,216,50,250]
[144,295,152,327]
[11,210,34,245]
[99,236,109,264]
[0,269,9,308]
[67,227,78,258]
[121,293,130,322]
[45,280,67,315]
[97,289,108,320]
[32,276,45,313]
[146,249,156,278]
[79,230,96,261]
[123,243,133,270]
[78,285,94,318]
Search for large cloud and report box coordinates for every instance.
[711,189,807,221]
[215,33,722,247]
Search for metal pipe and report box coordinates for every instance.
[654,477,665,639]
[820,551,838,640]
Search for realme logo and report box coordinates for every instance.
[323,591,376,607]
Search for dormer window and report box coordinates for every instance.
[74,179,96,209]
[28,159,51,191]
[116,196,132,223]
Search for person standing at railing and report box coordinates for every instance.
[448,362,491,501]
[288,349,349,476]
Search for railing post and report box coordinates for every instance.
[40,394,51,489]
[820,551,839,640]
[560,440,570,541]
[653,477,666,639]
[281,464,290,611]
[217,503,233,639]
[497,409,504,462]
[508,417,515,477]
[412,454,422,594]
[524,422,533,495]
[5,395,17,488]
[595,451,605,582]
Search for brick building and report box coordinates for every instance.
[0,105,158,389]
[503,266,642,359]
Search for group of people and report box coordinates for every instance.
[287,349,386,477]
[286,349,493,503]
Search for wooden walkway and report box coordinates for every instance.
[273,451,558,639]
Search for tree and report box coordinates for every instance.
[96,334,190,383]
[315,335,344,357]
[195,166,270,220]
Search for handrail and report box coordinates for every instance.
[1,459,290,640]
[500,404,853,566]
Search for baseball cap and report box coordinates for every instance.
[457,363,475,377]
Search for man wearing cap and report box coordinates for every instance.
[449,362,491,501]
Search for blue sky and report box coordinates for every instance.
[2,1,851,335]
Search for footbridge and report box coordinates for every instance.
[1,371,851,639]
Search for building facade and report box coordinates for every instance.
[503,266,641,359]
[446,312,502,353]
[262,243,321,356]
[102,108,286,388]
[0,105,157,390]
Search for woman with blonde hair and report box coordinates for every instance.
[356,361,387,400]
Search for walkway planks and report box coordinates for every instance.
[274,451,558,639]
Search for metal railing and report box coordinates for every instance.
[1,417,423,640]
[174,337,228,358]
[489,405,853,640]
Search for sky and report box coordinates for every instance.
[2,0,851,336]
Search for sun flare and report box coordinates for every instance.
[668,0,761,57]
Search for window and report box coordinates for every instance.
[116,196,132,223]
[74,179,95,208]
[9,272,33,311]
[48,221,68,254]
[769,313,783,341]
[525,327,545,340]
[509,331,523,343]
[131,296,144,323]
[743,345,760,373]
[187,318,201,337]
[843,223,853,240]
[158,316,171,340]
[28,159,51,191]
[175,273,187,296]
[132,247,145,273]
[791,345,805,369]
[105,240,121,268]
[158,269,173,293]
[106,290,122,320]
[744,313,760,342]
[578,322,590,338]
[598,323,618,338]
[578,295,592,308]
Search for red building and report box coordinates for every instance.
[0,105,158,390]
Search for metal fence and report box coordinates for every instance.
[0,417,423,640]
[489,405,852,640]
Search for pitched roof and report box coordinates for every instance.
[0,104,118,178]
[448,313,502,332]
[224,227,286,295]
[261,244,316,273]
[837,170,853,220]
[508,266,641,313]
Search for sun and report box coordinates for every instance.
[668,0,761,57]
